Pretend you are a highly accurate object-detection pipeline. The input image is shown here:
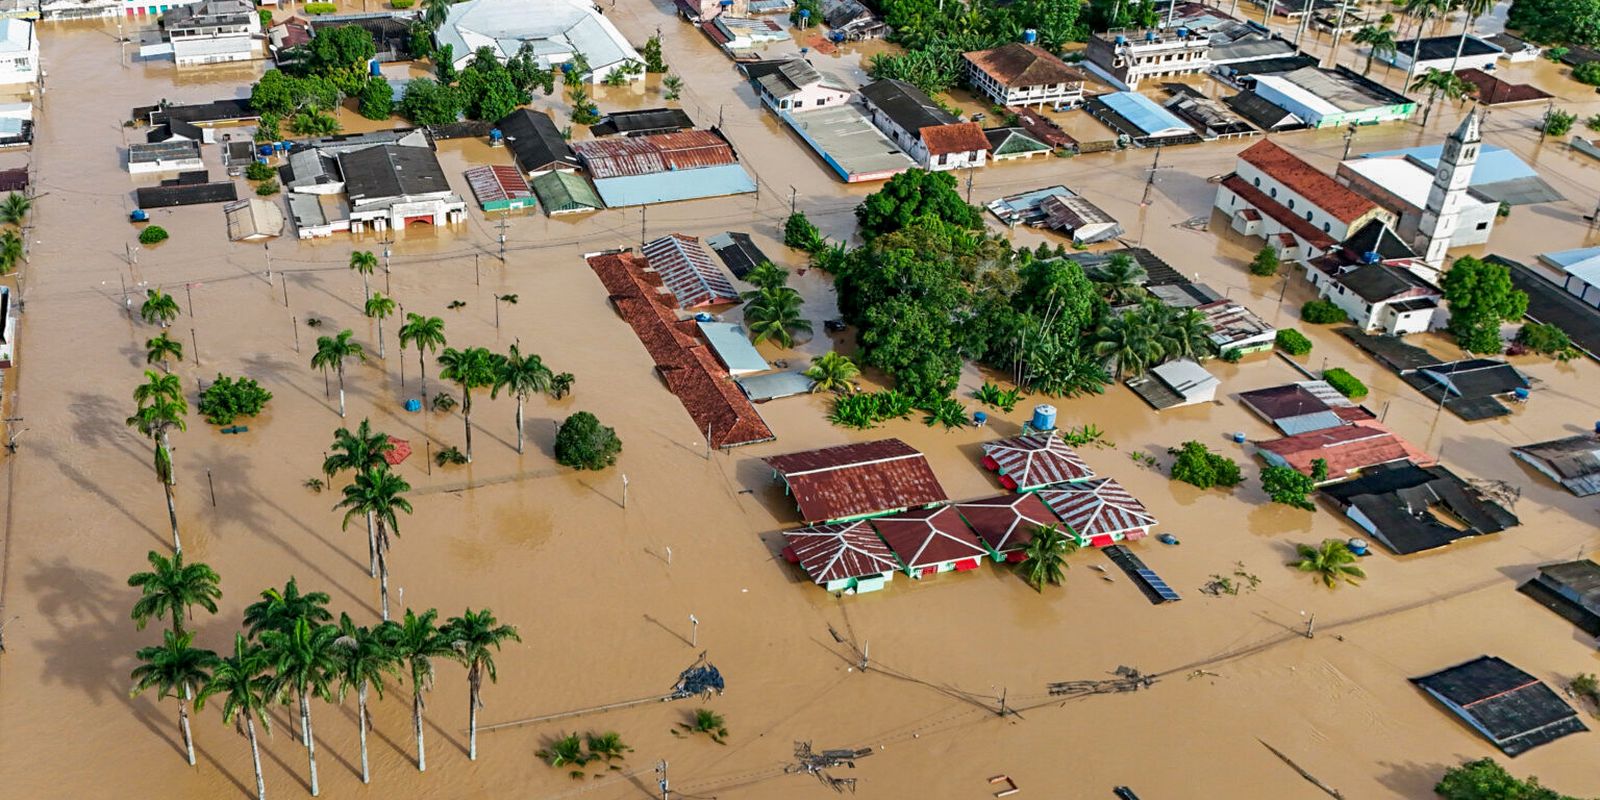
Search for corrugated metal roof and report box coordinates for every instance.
[572,137,665,178]
[464,164,533,205]
[531,170,602,213]
[643,233,739,309]
[1037,477,1157,540]
[647,129,737,170]
[696,321,768,374]
[589,164,757,208]
[952,493,1059,554]
[784,521,898,585]
[765,439,948,523]
[870,506,987,569]
[980,433,1095,491]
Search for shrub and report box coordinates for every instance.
[974,381,1021,412]
[1516,322,1578,360]
[1322,367,1368,400]
[1575,61,1600,86]
[1262,459,1327,510]
[783,211,825,253]
[1169,440,1243,490]
[198,374,273,425]
[434,445,467,466]
[555,411,622,470]
[304,2,337,13]
[1249,244,1280,276]
[138,225,169,245]
[1546,47,1570,63]
[389,0,414,7]
[255,178,281,196]
[1543,108,1577,137]
[1220,348,1243,363]
[258,9,272,28]
[1436,758,1582,800]
[1588,114,1600,132]
[1275,328,1313,356]
[1300,299,1345,324]
[244,160,276,182]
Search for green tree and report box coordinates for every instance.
[335,466,413,620]
[128,550,221,636]
[0,228,22,275]
[745,261,790,291]
[1169,441,1242,489]
[567,83,599,125]
[140,288,180,328]
[1249,244,1281,276]
[145,332,184,373]
[1093,308,1166,379]
[1436,758,1579,800]
[640,33,667,73]
[804,352,860,393]
[1017,524,1079,591]
[492,343,553,455]
[783,211,825,252]
[131,630,218,766]
[290,109,340,136]
[1409,68,1475,128]
[1290,538,1366,588]
[398,77,465,125]
[437,346,501,462]
[262,617,339,796]
[324,418,393,577]
[358,75,394,120]
[744,286,811,348]
[250,68,302,116]
[1442,256,1529,354]
[332,614,401,784]
[662,73,683,100]
[434,43,458,83]
[1153,305,1212,362]
[1516,322,1578,360]
[348,250,378,301]
[442,609,521,761]
[1261,458,1329,511]
[0,190,30,225]
[1399,0,1449,90]
[197,635,274,800]
[311,329,366,418]
[126,372,188,552]
[460,47,526,121]
[1543,108,1578,137]
[365,292,397,360]
[387,608,454,772]
[1352,25,1397,75]
[196,374,272,425]
[855,169,983,237]
[554,411,622,470]
[398,313,448,400]
[306,24,377,88]
[1088,252,1149,305]
[1017,256,1101,329]
[1507,0,1600,48]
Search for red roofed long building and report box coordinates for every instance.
[953,493,1060,562]
[1214,138,1396,261]
[1255,420,1434,482]
[764,438,948,523]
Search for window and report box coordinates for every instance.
[1304,211,1313,221]
[1475,221,1489,230]
[1269,187,1277,198]
[1322,222,1331,233]
[1288,198,1295,210]
[1253,177,1260,187]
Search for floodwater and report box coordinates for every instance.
[1,3,1600,799]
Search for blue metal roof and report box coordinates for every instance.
[1361,143,1532,185]
[1099,92,1191,135]
[737,370,815,401]
[1540,246,1600,269]
[696,321,770,375]
[589,164,757,207]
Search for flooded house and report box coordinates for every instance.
[953,493,1061,563]
[1248,66,1415,128]
[1036,477,1158,547]
[1255,421,1433,483]
[1126,359,1220,410]
[1519,560,1600,637]
[1084,26,1213,90]
[782,521,899,594]
[138,0,261,66]
[1411,656,1587,756]
[741,57,852,114]
[1238,380,1373,435]
[1195,299,1276,355]
[962,41,1086,110]
[1214,138,1397,261]
[979,431,1096,492]
[493,109,579,177]
[869,506,988,578]
[0,18,36,86]
[570,130,757,207]
[762,439,947,524]
[1319,462,1519,555]
[1386,35,1503,74]
[464,165,535,213]
[1511,435,1600,497]
[433,0,643,82]
[859,79,987,171]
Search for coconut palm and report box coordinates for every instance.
[133,369,184,407]
[243,577,333,640]
[311,329,366,418]
[128,550,221,636]
[0,229,23,275]
[332,614,401,784]
[1410,68,1476,129]
[1153,305,1213,363]
[145,332,185,373]
[126,377,188,553]
[398,313,447,401]
[387,607,454,772]
[1353,25,1397,75]
[804,352,859,394]
[130,630,218,766]
[1291,539,1367,588]
[1089,253,1148,306]
[1400,0,1448,90]
[437,346,501,462]
[443,608,521,761]
[141,288,181,328]
[324,419,394,576]
[744,261,789,291]
[1093,310,1166,380]
[350,250,378,301]
[197,634,274,800]
[686,708,728,743]
[335,466,413,621]
[1448,0,1495,74]
[744,286,811,348]
[365,292,396,359]
[492,344,552,455]
[0,190,30,225]
[1017,524,1079,591]
[261,617,339,796]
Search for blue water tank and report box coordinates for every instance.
[1232,431,1246,444]
[258,144,273,156]
[561,62,574,73]
[1031,404,1057,432]
[404,398,422,413]
[489,127,504,145]
[1114,34,1127,45]
[694,311,713,322]
[130,209,149,222]
[1022,28,1038,44]
[973,411,988,425]
[799,7,809,16]
[1513,387,1530,401]
[1347,538,1370,556]
[369,58,381,76]
[1177,26,1189,37]
[1145,31,1156,42]
[1360,251,1381,264]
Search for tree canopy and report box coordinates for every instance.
[1442,256,1529,354]
[855,169,984,238]
[554,412,622,470]
[1436,758,1582,800]
[1507,0,1600,47]
[398,78,464,126]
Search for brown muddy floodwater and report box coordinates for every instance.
[1,4,1600,800]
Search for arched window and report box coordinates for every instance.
[1269,187,1277,198]
[1253,177,1261,187]
[1304,211,1313,221]
[1288,198,1296,210]
[1322,222,1331,233]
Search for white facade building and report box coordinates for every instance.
[1307,261,1442,335]
[1214,138,1396,259]
[434,0,642,84]
[0,18,36,86]
[858,78,988,171]
[138,0,261,66]
[1415,110,1481,268]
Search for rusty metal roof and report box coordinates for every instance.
[765,439,947,522]
[642,233,739,309]
[572,137,666,179]
[870,506,987,569]
[646,129,737,170]
[464,164,532,205]
[784,521,899,585]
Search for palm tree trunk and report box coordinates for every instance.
[378,548,391,622]
[358,683,371,784]
[180,685,196,766]
[365,512,377,578]
[301,693,320,796]
[468,678,479,760]
[163,476,182,554]
[1364,50,1374,76]
[377,319,386,358]
[1404,26,1425,92]
[336,364,347,418]
[419,353,427,400]
[246,716,266,800]
[462,391,474,462]
[298,688,309,747]
[514,397,524,455]
[362,273,370,301]
[1448,15,1471,74]
[413,685,427,772]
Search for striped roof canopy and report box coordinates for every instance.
[1037,477,1157,539]
[981,432,1095,491]
[784,521,899,585]
[643,233,740,309]
[952,493,1059,554]
[870,506,987,570]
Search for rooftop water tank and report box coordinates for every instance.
[1114,34,1127,45]
[1031,404,1057,432]
[1023,28,1038,44]
[799,7,809,16]
[1145,30,1156,42]
[1513,387,1530,401]
[489,128,504,146]
[1360,251,1381,264]
[1177,26,1189,37]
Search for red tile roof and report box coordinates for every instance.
[784,521,899,585]
[764,439,948,523]
[920,122,990,156]
[870,506,988,569]
[1255,420,1433,478]
[965,43,1086,89]
[980,432,1095,491]
[586,252,774,448]
[952,493,1059,554]
[1237,138,1376,223]
[1220,173,1337,251]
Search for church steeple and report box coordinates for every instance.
[1415,107,1482,268]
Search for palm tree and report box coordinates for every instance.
[1017,524,1079,591]
[387,607,454,772]
[398,313,447,401]
[335,466,413,621]
[491,344,552,455]
[243,577,333,640]
[744,261,789,291]
[145,332,184,373]
[141,288,181,328]
[197,635,274,800]
[437,346,501,462]
[1153,305,1213,363]
[1400,0,1447,90]
[324,419,394,576]
[443,608,521,761]
[687,708,728,743]
[744,286,811,348]
[1089,253,1148,305]
[311,329,366,418]
[350,250,378,301]
[130,630,218,766]
[1291,539,1367,588]
[0,229,23,275]
[1410,68,1475,129]
[804,352,859,394]
[133,368,184,407]
[127,380,188,553]
[1353,25,1397,75]
[1093,310,1166,380]
[1448,0,1495,74]
[128,550,221,636]
[365,292,397,359]
[0,190,30,225]
[262,617,339,796]
[332,614,400,784]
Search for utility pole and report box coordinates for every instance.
[965,166,975,204]
[190,327,200,366]
[1342,123,1357,160]
[1303,613,1316,639]
[1141,147,1163,207]
[497,216,509,262]
[655,760,670,800]
[689,614,698,646]
[1540,99,1555,144]
[622,473,629,508]
[185,283,194,316]
[639,206,647,250]
[789,185,797,215]
[264,241,272,280]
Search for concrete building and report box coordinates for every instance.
[1214,138,1396,259]
[1415,109,1481,268]
[340,145,467,234]
[1084,26,1212,90]
[779,103,914,183]
[1336,115,1496,261]
[741,58,851,113]
[1307,259,1442,335]
[1196,299,1276,355]
[1251,66,1415,128]
[962,42,1085,109]
[0,18,36,85]
[1537,248,1600,310]
[434,0,642,83]
[127,140,203,174]
[859,79,987,171]
[1387,34,1503,74]
[1126,359,1220,410]
[139,0,260,66]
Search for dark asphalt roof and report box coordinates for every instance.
[1223,53,1319,77]
[135,181,240,208]
[1412,656,1587,756]
[1338,327,1442,371]
[590,107,696,137]
[1520,560,1600,636]
[495,110,578,174]
[1335,263,1436,303]
[1396,35,1501,62]
[1342,219,1416,261]
[338,145,451,202]
[1493,254,1600,360]
[1320,462,1517,555]
[139,98,258,125]
[1224,89,1306,131]
[707,231,770,279]
[859,79,957,134]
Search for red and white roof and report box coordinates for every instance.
[1037,477,1156,539]
[783,521,899,585]
[952,493,1059,553]
[981,432,1095,491]
[870,506,987,569]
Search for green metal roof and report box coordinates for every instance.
[531,170,603,214]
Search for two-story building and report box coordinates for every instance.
[859,78,987,171]
[740,57,852,114]
[962,42,1085,110]
[142,0,261,66]
[1083,26,1212,90]
[1214,138,1396,260]
[1307,257,1443,335]
[0,18,36,86]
